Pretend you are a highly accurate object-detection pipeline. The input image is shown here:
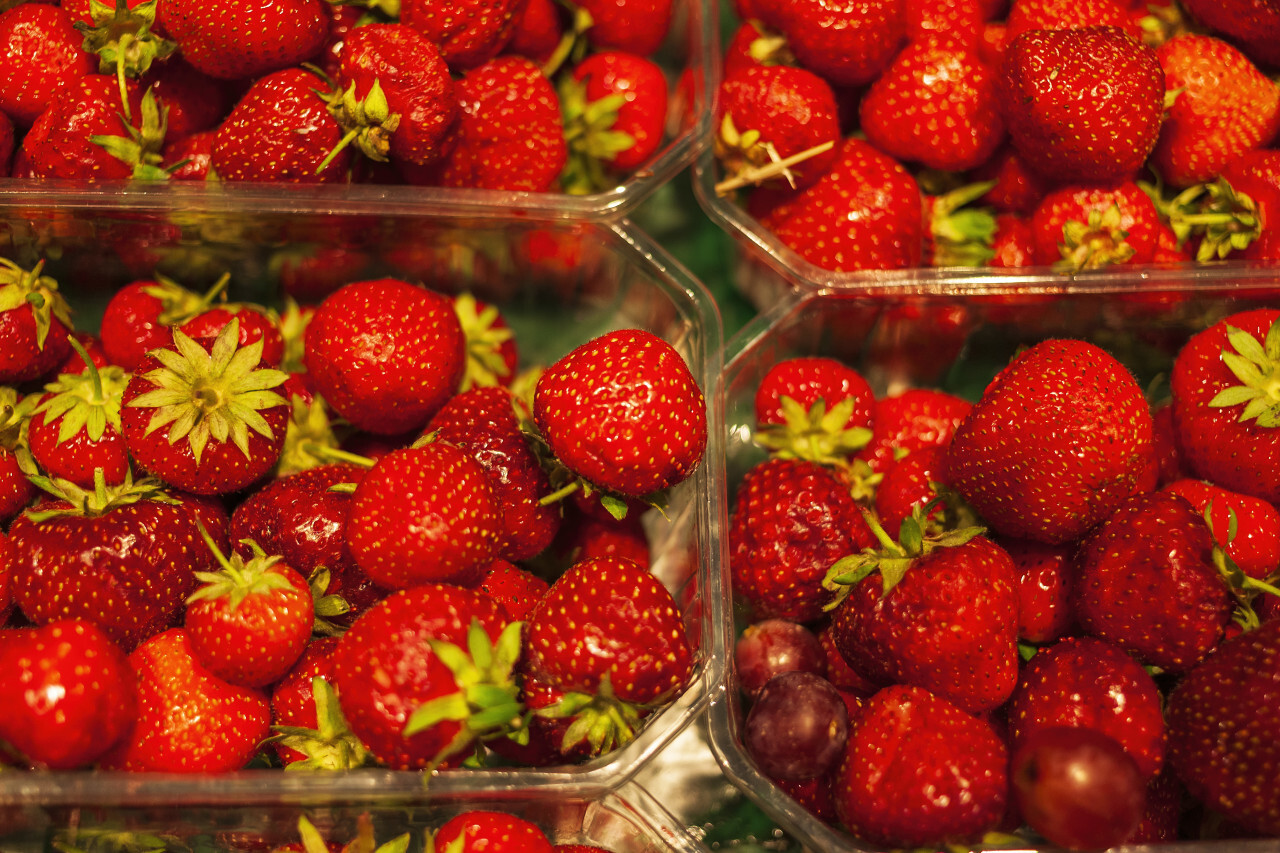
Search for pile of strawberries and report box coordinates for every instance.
[0,0,686,193]
[714,0,1280,274]
[728,307,1280,848]
[0,256,710,783]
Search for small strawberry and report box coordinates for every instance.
[0,618,137,769]
[158,0,328,80]
[752,356,875,466]
[138,57,230,141]
[1162,478,1280,581]
[268,639,371,769]
[401,0,528,69]
[771,0,905,87]
[0,389,35,523]
[999,536,1075,644]
[98,274,223,372]
[1029,181,1162,270]
[99,627,271,772]
[429,812,554,853]
[477,559,549,622]
[0,259,74,385]
[854,387,971,475]
[0,3,94,126]
[179,302,286,367]
[872,445,952,538]
[505,0,563,66]
[944,339,1154,544]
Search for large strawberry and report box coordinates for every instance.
[0,3,93,126]
[121,320,290,495]
[573,0,672,56]
[944,339,1154,545]
[158,0,327,80]
[534,328,707,502]
[304,278,466,436]
[401,0,528,69]
[0,259,74,385]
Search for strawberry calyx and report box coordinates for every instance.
[187,528,299,612]
[1207,320,1280,427]
[559,77,635,194]
[0,259,73,353]
[928,181,998,267]
[47,827,177,853]
[318,79,402,174]
[277,395,343,478]
[308,567,352,637]
[152,273,230,327]
[755,394,873,467]
[454,293,515,391]
[32,337,129,446]
[277,298,312,374]
[299,814,409,853]
[403,620,530,770]
[0,387,37,451]
[126,319,289,465]
[1055,203,1136,271]
[534,672,644,757]
[19,460,178,522]
[1168,177,1262,261]
[91,86,175,181]
[1203,503,1280,632]
[269,676,372,771]
[75,0,176,105]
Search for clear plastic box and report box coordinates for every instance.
[0,196,727,810]
[706,267,1280,852]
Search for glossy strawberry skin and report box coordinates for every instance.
[401,0,528,69]
[754,356,875,432]
[1162,478,1280,580]
[179,305,286,367]
[99,279,193,372]
[304,279,466,436]
[26,407,130,488]
[575,0,672,56]
[0,4,94,126]
[773,0,905,88]
[99,628,271,773]
[158,0,327,80]
[432,811,555,853]
[571,51,668,173]
[855,388,971,474]
[999,537,1075,644]
[21,73,147,181]
[0,619,137,769]
[477,559,549,622]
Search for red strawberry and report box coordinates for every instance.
[860,33,1005,172]
[27,351,131,488]
[561,50,668,191]
[267,637,369,769]
[401,0,528,69]
[872,445,950,538]
[477,559,549,622]
[138,58,230,142]
[179,303,286,367]
[98,275,220,372]
[0,3,93,126]
[454,293,519,391]
[944,339,1154,544]
[534,328,707,500]
[854,387,971,475]
[329,584,522,770]
[1029,181,1162,270]
[1165,618,1280,836]
[999,26,1164,185]
[347,442,503,590]
[0,111,12,173]
[999,536,1075,644]
[1008,636,1166,779]
[905,0,983,45]
[1163,478,1280,581]
[121,320,290,495]
[832,684,1008,849]
[573,0,672,56]
[0,530,13,623]
[430,812,554,853]
[972,144,1050,216]
[0,390,34,523]
[752,356,875,465]
[158,0,327,80]
[304,278,466,436]
[1170,308,1280,503]
[1178,0,1280,69]
[538,503,651,572]
[0,259,74,385]
[1002,0,1138,43]
[0,619,137,769]
[99,627,271,772]
[988,211,1036,267]
[1073,490,1231,672]
[211,67,351,183]
[771,0,905,87]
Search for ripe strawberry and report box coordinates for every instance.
[1151,34,1280,188]
[121,320,289,495]
[715,63,840,193]
[1008,636,1166,779]
[573,0,672,56]
[8,472,212,649]
[401,0,528,69]
[1178,0,1280,69]
[454,293,518,391]
[179,303,286,367]
[944,339,1154,545]
[211,67,351,182]
[752,356,875,465]
[0,619,137,769]
[0,259,74,385]
[27,351,130,488]
[99,627,271,772]
[268,637,370,769]
[1163,478,1280,581]
[0,530,13,623]
[138,58,231,142]
[1074,490,1231,672]
[0,3,93,126]
[766,137,925,273]
[999,536,1075,644]
[158,0,327,80]
[905,0,983,45]
[534,328,707,500]
[1170,308,1280,503]
[477,559,549,622]
[537,502,651,573]
[1029,181,1162,270]
[872,445,951,538]
[304,278,466,436]
[333,23,459,168]
[523,556,693,754]
[999,26,1164,185]
[98,275,220,372]
[0,111,12,173]
[406,55,567,191]
[430,812,554,853]
[1165,619,1280,836]
[561,50,668,191]
[854,387,971,475]
[1002,0,1137,43]
[0,390,34,523]
[972,144,1050,216]
[833,684,1008,849]
[771,0,905,87]
[988,211,1036,267]
[860,33,1004,172]
[329,584,522,770]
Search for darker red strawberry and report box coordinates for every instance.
[873,445,951,538]
[854,387,971,475]
[431,811,554,853]
[179,303,286,367]
[138,57,231,142]
[402,0,528,69]
[158,0,327,80]
[1162,478,1280,581]
[98,275,219,372]
[561,50,668,191]
[0,259,74,385]
[267,636,369,768]
[999,536,1075,644]
[0,3,93,126]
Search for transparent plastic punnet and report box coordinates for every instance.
[0,196,726,817]
[706,266,1280,852]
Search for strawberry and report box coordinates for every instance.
[771,0,905,87]
[0,619,137,769]
[766,137,925,273]
[429,812,554,853]
[406,56,566,191]
[121,320,290,495]
[1170,308,1280,503]
[0,259,74,385]
[158,0,327,80]
[332,23,459,169]
[999,26,1164,185]
[477,559,549,622]
[0,530,13,623]
[832,684,1008,849]
[1029,181,1162,270]
[267,637,370,769]
[1000,536,1075,644]
[905,0,983,45]
[211,67,351,183]
[573,0,672,56]
[8,471,212,650]
[872,445,951,538]
[944,339,1154,545]
[1165,618,1280,836]
[534,328,707,500]
[1073,490,1231,672]
[426,386,561,562]
[751,356,874,466]
[454,293,518,391]
[714,63,840,193]
[1002,0,1138,43]
[0,390,35,523]
[401,0,528,69]
[730,457,875,623]
[347,442,503,590]
[1008,636,1166,779]
[98,275,220,372]
[27,347,131,488]
[1163,478,1280,581]
[99,627,271,772]
[988,211,1036,267]
[0,112,12,173]
[972,144,1050,216]
[860,33,1005,172]
[303,278,466,436]
[0,3,94,126]
[523,556,693,755]
[138,58,231,142]
[179,303,286,367]
[537,503,651,573]
[1151,34,1280,188]
[504,0,563,66]
[329,584,523,770]
[1178,0,1280,70]
[854,387,971,475]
